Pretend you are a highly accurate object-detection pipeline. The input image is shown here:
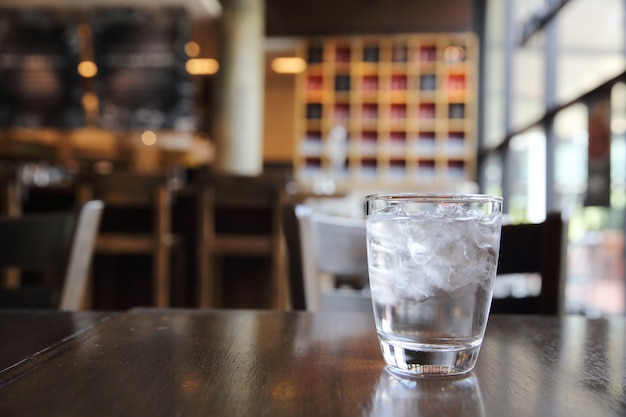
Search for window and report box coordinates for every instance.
[555,0,625,105]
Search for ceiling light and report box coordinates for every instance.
[271,57,306,74]
[77,61,98,78]
[185,41,201,57]
[186,58,219,75]
[141,131,157,146]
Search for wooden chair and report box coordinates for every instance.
[0,200,104,310]
[79,172,181,308]
[492,212,568,316]
[197,173,286,309]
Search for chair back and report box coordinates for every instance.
[0,200,104,310]
[282,203,370,312]
[492,212,568,315]
[78,171,178,308]
[196,172,287,308]
[79,171,173,244]
[81,172,172,208]
[309,211,368,279]
[210,174,281,209]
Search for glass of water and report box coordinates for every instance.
[365,193,503,378]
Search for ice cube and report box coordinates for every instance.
[389,259,435,303]
[393,247,429,301]
[368,206,501,303]
[367,239,397,271]
[435,202,469,219]
[471,214,500,249]
[372,203,409,218]
[367,233,404,303]
[401,201,424,215]
[367,218,406,247]
[370,271,395,304]
[474,248,498,289]
[407,239,433,265]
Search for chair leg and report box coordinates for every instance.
[171,243,187,307]
[214,256,225,308]
[272,232,288,310]
[197,188,217,309]
[198,249,215,308]
[154,245,170,307]
[80,270,94,310]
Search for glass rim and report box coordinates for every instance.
[365,193,503,204]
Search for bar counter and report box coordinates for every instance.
[0,308,624,416]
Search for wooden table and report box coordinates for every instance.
[0,309,116,374]
[0,309,624,417]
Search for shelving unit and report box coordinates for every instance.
[294,32,478,190]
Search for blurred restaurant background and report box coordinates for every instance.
[0,0,624,317]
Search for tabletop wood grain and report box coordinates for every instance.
[0,309,115,375]
[0,309,624,417]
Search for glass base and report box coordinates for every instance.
[379,339,481,378]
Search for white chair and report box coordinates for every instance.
[295,205,371,313]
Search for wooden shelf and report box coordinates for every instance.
[294,32,478,190]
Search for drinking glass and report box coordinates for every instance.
[365,193,503,378]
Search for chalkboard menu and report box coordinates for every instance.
[91,7,194,131]
[0,9,85,128]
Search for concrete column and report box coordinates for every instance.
[214,0,265,176]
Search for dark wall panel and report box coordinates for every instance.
[265,0,474,36]
[91,7,194,131]
[0,9,85,129]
